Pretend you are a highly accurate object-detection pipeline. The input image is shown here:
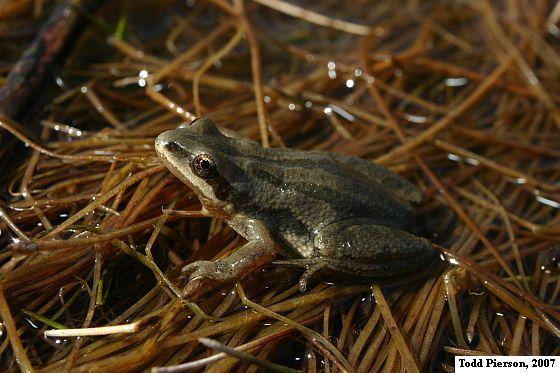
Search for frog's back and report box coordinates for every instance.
[235,142,422,205]
[317,151,423,205]
[214,130,422,205]
[220,140,421,255]
[243,150,417,226]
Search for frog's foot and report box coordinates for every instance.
[182,260,219,280]
[180,240,277,300]
[181,260,227,300]
[274,258,327,292]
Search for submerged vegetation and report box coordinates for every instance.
[0,0,559,371]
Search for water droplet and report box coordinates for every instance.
[445,77,468,87]
[536,195,560,209]
[464,158,480,166]
[447,153,461,162]
[139,70,149,79]
[548,24,560,38]
[55,76,65,88]
[329,104,355,121]
[404,114,427,124]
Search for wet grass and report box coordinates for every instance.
[0,0,559,371]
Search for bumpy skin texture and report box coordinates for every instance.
[155,119,435,298]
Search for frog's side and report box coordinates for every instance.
[155,118,435,298]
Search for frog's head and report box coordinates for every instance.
[155,118,239,212]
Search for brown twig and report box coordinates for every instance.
[0,0,104,119]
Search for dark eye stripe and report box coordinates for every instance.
[164,141,180,152]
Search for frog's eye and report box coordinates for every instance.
[192,154,217,179]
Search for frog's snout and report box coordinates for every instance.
[154,132,169,151]
[154,132,176,156]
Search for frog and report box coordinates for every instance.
[155,118,435,299]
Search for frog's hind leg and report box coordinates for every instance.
[275,256,434,292]
[314,220,435,264]
[281,220,436,290]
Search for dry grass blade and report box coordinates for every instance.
[197,337,300,373]
[236,283,354,373]
[0,286,34,372]
[371,285,419,373]
[44,322,143,337]
[253,0,371,35]
[0,0,559,371]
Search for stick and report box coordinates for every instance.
[0,0,104,119]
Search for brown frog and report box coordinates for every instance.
[155,119,435,297]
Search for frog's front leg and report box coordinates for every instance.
[279,220,435,291]
[182,235,277,300]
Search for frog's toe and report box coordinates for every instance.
[180,260,224,300]
[181,260,219,281]
[273,259,326,292]
[298,261,327,292]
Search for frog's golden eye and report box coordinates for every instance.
[192,154,217,178]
